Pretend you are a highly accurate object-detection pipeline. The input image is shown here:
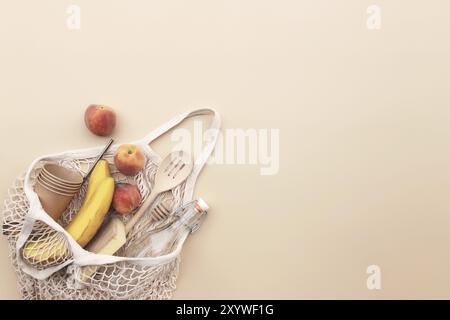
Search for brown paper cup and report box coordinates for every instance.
[37,178,77,196]
[35,181,76,220]
[42,163,83,186]
[39,174,80,193]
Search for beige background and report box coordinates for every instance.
[1,1,450,299]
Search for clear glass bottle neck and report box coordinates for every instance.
[168,201,207,233]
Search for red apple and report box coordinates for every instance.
[84,104,117,136]
[114,144,146,176]
[112,183,141,215]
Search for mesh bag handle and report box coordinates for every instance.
[138,108,221,202]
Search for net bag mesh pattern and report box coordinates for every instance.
[2,154,183,300]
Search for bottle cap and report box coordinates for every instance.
[196,198,209,213]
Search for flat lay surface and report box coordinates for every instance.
[1,1,450,299]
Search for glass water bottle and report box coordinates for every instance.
[137,198,209,257]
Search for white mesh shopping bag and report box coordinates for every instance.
[2,108,220,300]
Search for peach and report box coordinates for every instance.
[114,144,146,176]
[112,183,141,215]
[84,104,117,136]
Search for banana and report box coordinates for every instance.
[23,161,115,262]
[22,238,68,263]
[65,177,115,247]
[83,160,111,204]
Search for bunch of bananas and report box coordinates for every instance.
[22,160,115,264]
